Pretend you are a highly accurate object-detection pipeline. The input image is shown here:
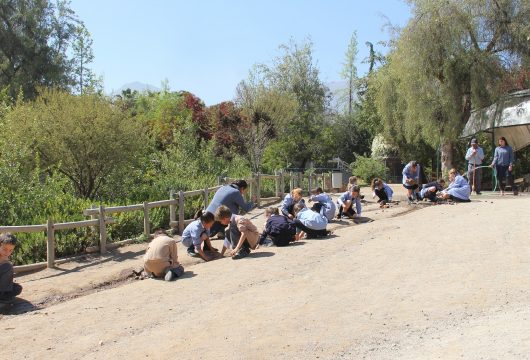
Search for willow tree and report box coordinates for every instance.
[373,0,530,173]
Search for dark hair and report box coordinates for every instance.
[231,180,248,190]
[0,233,17,246]
[215,205,232,220]
[499,136,509,146]
[293,203,305,214]
[198,211,215,224]
[371,178,380,190]
[350,185,361,193]
[311,187,323,194]
[438,178,445,184]
[409,160,418,167]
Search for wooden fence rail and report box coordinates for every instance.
[4,170,333,272]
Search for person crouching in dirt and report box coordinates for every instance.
[308,187,336,222]
[280,187,306,219]
[0,233,23,304]
[336,185,362,219]
[293,204,329,240]
[419,179,446,202]
[181,211,217,261]
[439,169,471,202]
[402,161,421,202]
[223,212,260,260]
[371,178,393,206]
[143,230,184,281]
[258,207,297,247]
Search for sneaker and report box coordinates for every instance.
[187,248,199,257]
[261,238,274,247]
[164,269,176,281]
[232,248,250,260]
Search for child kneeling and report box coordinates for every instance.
[259,207,297,247]
[181,211,217,262]
[0,233,23,304]
[222,213,260,259]
[293,204,329,240]
[143,230,184,281]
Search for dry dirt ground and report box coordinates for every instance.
[1,186,530,360]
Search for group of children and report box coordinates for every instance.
[401,161,471,203]
[141,179,371,281]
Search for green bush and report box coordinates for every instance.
[351,154,389,183]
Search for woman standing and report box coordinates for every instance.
[490,137,516,196]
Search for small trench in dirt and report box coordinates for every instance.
[3,269,140,316]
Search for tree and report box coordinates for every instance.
[235,76,297,173]
[340,32,358,115]
[3,89,149,199]
[0,0,80,99]
[257,39,329,168]
[71,25,100,94]
[373,0,530,173]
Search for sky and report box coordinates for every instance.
[69,0,412,106]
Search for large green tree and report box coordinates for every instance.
[235,69,297,172]
[373,0,530,172]
[258,39,329,168]
[0,0,81,99]
[3,89,149,199]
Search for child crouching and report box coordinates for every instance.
[259,207,297,247]
[143,230,184,281]
[0,233,23,304]
[293,204,329,240]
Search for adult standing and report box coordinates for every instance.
[490,137,517,196]
[465,138,485,194]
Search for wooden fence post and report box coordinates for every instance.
[46,219,55,268]
[289,171,294,192]
[256,172,261,207]
[178,190,185,234]
[169,190,176,232]
[274,170,280,198]
[280,170,285,197]
[143,201,150,239]
[99,205,107,254]
[204,187,209,209]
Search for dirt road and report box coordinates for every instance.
[1,190,529,359]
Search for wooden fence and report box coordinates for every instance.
[3,171,332,273]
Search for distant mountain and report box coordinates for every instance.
[112,82,160,96]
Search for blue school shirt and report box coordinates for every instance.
[381,183,393,199]
[491,146,514,167]
[280,193,306,216]
[402,163,420,185]
[465,146,485,165]
[337,191,362,215]
[446,175,471,200]
[296,208,328,230]
[206,184,254,215]
[181,219,207,251]
[309,193,336,221]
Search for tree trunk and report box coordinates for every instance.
[440,140,454,178]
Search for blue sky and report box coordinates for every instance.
[69,0,411,105]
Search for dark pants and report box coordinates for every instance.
[496,165,515,192]
[0,262,22,301]
[294,219,327,238]
[338,205,355,218]
[467,164,482,193]
[374,188,389,203]
[423,190,437,202]
[449,195,471,203]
